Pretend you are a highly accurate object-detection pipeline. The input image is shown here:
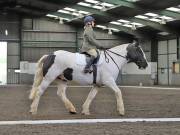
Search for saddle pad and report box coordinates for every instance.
[75,53,104,66]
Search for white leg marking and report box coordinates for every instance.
[30,76,56,115]
[29,55,47,100]
[104,78,125,116]
[30,90,41,115]
[29,68,43,100]
[57,81,76,114]
[82,86,99,115]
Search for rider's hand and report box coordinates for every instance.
[99,47,109,50]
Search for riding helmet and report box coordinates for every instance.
[84,16,95,24]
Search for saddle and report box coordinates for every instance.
[75,52,103,65]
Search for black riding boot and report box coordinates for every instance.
[84,56,95,73]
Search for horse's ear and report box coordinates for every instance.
[133,40,139,47]
[135,42,139,47]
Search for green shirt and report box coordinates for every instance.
[81,26,101,52]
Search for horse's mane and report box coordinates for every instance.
[109,43,130,52]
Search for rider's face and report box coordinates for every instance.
[91,21,95,27]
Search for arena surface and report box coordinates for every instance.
[0,85,180,134]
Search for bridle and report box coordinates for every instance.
[103,43,144,72]
[103,49,128,72]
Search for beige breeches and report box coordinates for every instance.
[87,49,98,57]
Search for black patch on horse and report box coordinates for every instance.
[63,68,73,81]
[43,54,56,76]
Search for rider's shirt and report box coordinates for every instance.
[81,25,101,53]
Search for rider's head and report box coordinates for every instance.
[84,16,95,27]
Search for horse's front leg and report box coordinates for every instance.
[82,86,99,115]
[56,81,76,114]
[104,78,125,116]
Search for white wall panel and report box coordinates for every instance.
[158,55,168,68]
[158,69,169,85]
[7,56,19,68]
[7,43,19,55]
[158,41,167,54]
[168,39,177,53]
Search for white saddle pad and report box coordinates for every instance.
[75,53,104,66]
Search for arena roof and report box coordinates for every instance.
[1,0,180,39]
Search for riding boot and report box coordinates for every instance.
[84,56,96,73]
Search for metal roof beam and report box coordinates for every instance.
[100,0,136,7]
[100,0,146,12]
[70,5,116,18]
[129,18,180,35]
[100,0,180,19]
[50,1,180,36]
[158,10,180,20]
[51,12,151,38]
[51,5,116,20]
[108,24,152,39]
[70,2,180,35]
[51,12,74,19]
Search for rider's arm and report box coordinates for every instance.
[84,27,101,48]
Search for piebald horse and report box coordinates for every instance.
[29,42,148,115]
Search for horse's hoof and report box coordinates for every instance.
[81,111,90,115]
[29,109,37,115]
[69,107,76,114]
[69,111,77,114]
[119,112,125,116]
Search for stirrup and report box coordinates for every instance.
[84,68,91,73]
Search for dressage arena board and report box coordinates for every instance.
[0,85,180,134]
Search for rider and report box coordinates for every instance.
[81,16,103,73]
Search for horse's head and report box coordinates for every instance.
[126,42,148,69]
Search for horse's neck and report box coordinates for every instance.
[108,44,129,68]
[110,44,128,55]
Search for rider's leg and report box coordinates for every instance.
[84,49,97,73]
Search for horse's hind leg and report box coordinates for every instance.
[82,86,99,115]
[30,66,60,115]
[30,77,54,115]
[29,55,47,100]
[57,81,76,114]
[104,78,125,116]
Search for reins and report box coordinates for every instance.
[103,49,127,72]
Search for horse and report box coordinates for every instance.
[29,42,148,115]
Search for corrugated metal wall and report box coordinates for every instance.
[158,39,177,85]
[7,42,20,84]
[0,14,20,84]
[21,19,77,62]
[20,18,78,83]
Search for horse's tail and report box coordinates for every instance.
[29,55,48,100]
